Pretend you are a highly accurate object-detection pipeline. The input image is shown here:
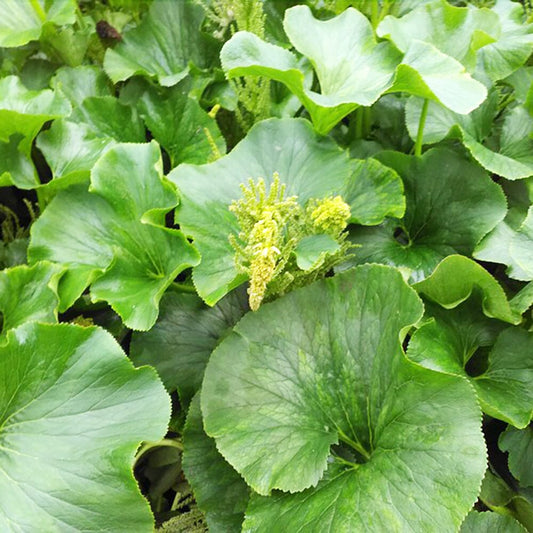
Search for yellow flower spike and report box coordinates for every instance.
[309,196,351,236]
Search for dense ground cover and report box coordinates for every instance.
[0,0,533,531]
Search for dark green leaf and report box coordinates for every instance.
[346,148,506,282]
[500,425,533,487]
[130,287,248,405]
[183,395,249,533]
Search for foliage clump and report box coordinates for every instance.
[229,173,351,310]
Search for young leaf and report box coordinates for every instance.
[130,288,248,406]
[202,265,486,530]
[182,395,249,533]
[347,148,506,282]
[0,322,170,531]
[169,117,404,305]
[28,142,200,330]
[103,0,218,86]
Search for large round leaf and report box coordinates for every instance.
[0,322,170,531]
[347,148,506,282]
[169,118,404,305]
[28,142,200,330]
[202,265,486,530]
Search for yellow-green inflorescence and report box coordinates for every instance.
[229,173,352,311]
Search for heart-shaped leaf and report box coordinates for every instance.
[346,148,506,282]
[202,265,486,530]
[169,118,404,305]
[0,322,170,531]
[28,141,200,330]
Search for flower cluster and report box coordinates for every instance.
[229,173,352,310]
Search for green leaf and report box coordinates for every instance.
[500,426,533,487]
[405,90,499,146]
[0,322,170,531]
[294,234,340,271]
[460,511,525,532]
[70,96,145,142]
[183,395,249,533]
[411,324,533,428]
[28,142,200,330]
[221,6,400,134]
[413,255,521,324]
[169,118,404,305]
[130,287,248,405]
[347,148,506,282]
[36,120,116,187]
[377,1,498,71]
[408,94,533,180]
[475,206,533,281]
[37,94,145,187]
[0,0,76,47]
[103,0,217,86]
[510,282,533,315]
[0,262,63,337]
[475,0,533,81]
[202,265,486,530]
[0,134,36,189]
[0,75,70,161]
[138,83,225,167]
[222,6,486,134]
[50,65,112,107]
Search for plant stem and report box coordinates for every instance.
[172,281,197,294]
[134,438,183,466]
[414,99,429,157]
[370,0,379,28]
[30,0,46,22]
[337,428,371,461]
